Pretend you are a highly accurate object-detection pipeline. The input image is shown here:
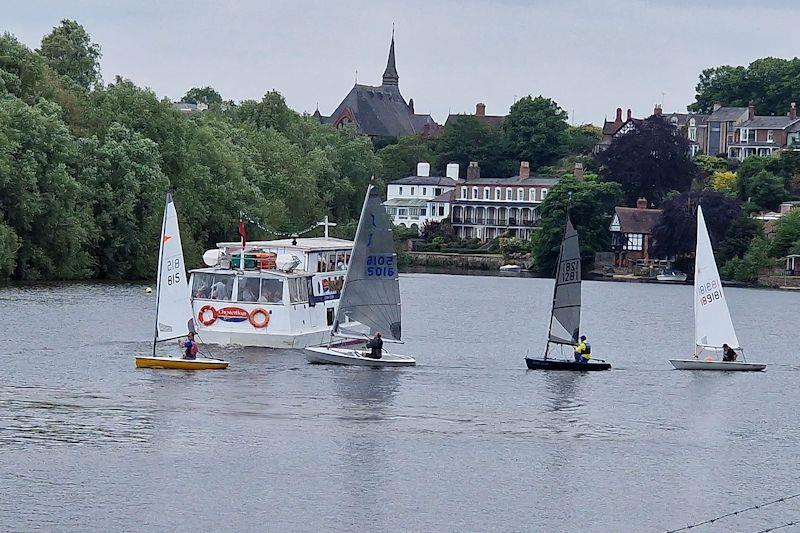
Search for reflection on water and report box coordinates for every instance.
[2,277,800,532]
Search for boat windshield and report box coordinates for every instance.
[192,273,234,300]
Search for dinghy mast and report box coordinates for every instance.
[544,204,581,359]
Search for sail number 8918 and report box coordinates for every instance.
[366,254,396,277]
[165,257,181,285]
[698,280,721,306]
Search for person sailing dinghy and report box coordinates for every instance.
[669,205,765,371]
[135,190,229,370]
[305,184,415,367]
[525,207,611,371]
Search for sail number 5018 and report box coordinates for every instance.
[366,254,396,277]
[698,280,721,306]
[165,257,181,285]
[561,259,580,282]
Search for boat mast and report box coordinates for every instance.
[544,195,572,360]
[152,189,170,357]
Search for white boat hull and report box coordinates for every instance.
[500,264,522,273]
[657,274,687,282]
[669,359,766,371]
[195,326,332,349]
[305,346,416,367]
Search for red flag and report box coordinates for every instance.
[238,218,247,249]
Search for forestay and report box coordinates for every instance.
[333,184,401,341]
[548,216,581,345]
[155,191,193,342]
[694,205,740,349]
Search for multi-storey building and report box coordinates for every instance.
[727,102,800,160]
[450,161,558,241]
[383,163,458,230]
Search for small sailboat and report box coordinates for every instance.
[135,190,229,370]
[305,184,415,367]
[669,205,765,371]
[525,212,611,371]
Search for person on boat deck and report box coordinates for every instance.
[722,343,738,362]
[365,332,383,359]
[574,335,591,363]
[181,332,199,360]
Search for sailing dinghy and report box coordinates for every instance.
[669,206,765,371]
[135,190,229,370]
[525,214,611,371]
[305,184,415,367]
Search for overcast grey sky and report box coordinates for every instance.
[6,0,799,125]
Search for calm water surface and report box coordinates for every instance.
[1,274,799,532]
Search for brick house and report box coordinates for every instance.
[609,198,662,267]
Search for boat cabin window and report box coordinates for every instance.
[237,276,260,302]
[316,251,350,273]
[193,273,233,300]
[288,277,309,304]
[259,278,284,303]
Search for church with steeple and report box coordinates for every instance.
[314,32,440,139]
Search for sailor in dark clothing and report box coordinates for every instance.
[365,332,383,359]
[722,343,738,362]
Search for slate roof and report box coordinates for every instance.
[429,190,454,202]
[328,84,416,137]
[612,207,662,235]
[391,175,458,186]
[383,198,428,207]
[661,112,709,127]
[739,116,800,129]
[602,120,623,135]
[462,176,559,186]
[707,107,748,122]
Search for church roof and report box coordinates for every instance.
[329,84,416,137]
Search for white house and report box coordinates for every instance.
[383,162,459,230]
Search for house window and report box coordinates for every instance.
[399,186,403,195]
[506,188,512,200]
[670,117,678,126]
[422,187,427,195]
[420,208,426,216]
[625,233,643,251]
[541,189,548,200]
[438,206,445,216]
[740,128,749,143]
[461,187,467,199]
[517,188,524,201]
[410,187,415,195]
[688,127,697,142]
[435,188,442,196]
[495,188,501,200]
[767,130,774,143]
[689,118,696,127]
[483,187,490,199]
[472,187,478,199]
[691,145,700,157]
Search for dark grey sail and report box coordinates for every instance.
[547,216,581,345]
[333,184,401,341]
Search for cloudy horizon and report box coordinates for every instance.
[7,0,799,125]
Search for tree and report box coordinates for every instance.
[748,170,786,211]
[651,190,740,258]
[565,124,601,155]
[435,115,506,177]
[231,91,297,133]
[502,95,570,170]
[720,237,773,283]
[712,170,737,195]
[377,135,435,181]
[771,210,800,259]
[38,20,101,91]
[694,155,729,176]
[689,58,800,116]
[598,116,697,206]
[531,177,623,275]
[182,86,223,105]
[717,215,763,266]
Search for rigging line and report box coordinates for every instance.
[754,520,800,533]
[665,493,800,533]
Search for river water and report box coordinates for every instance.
[1,274,799,532]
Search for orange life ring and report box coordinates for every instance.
[249,308,270,328]
[198,305,217,326]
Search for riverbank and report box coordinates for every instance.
[403,251,505,271]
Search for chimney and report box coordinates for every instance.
[519,161,530,179]
[636,197,648,209]
[748,100,755,120]
[408,98,415,114]
[574,163,584,180]
[653,104,663,117]
[466,161,480,181]
[790,102,797,120]
[476,102,486,116]
[615,107,623,123]
[416,161,430,177]
[446,163,460,180]
[626,108,632,120]
[713,102,722,112]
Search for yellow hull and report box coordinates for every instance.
[135,357,229,370]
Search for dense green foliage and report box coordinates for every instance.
[0,24,379,281]
[689,57,800,115]
[531,177,622,275]
[182,86,223,105]
[598,116,697,206]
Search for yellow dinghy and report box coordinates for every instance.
[135,356,229,370]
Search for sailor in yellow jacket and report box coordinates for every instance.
[573,335,591,363]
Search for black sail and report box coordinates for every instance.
[333,184,401,341]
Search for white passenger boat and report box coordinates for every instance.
[189,235,354,349]
[305,184,416,367]
[669,205,765,372]
[656,269,688,282]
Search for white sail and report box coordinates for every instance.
[154,191,193,342]
[694,205,740,349]
[548,216,581,345]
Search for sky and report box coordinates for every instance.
[6,0,800,126]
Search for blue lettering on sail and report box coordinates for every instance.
[366,254,396,277]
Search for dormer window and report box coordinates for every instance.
[670,116,678,125]
[689,118,696,127]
